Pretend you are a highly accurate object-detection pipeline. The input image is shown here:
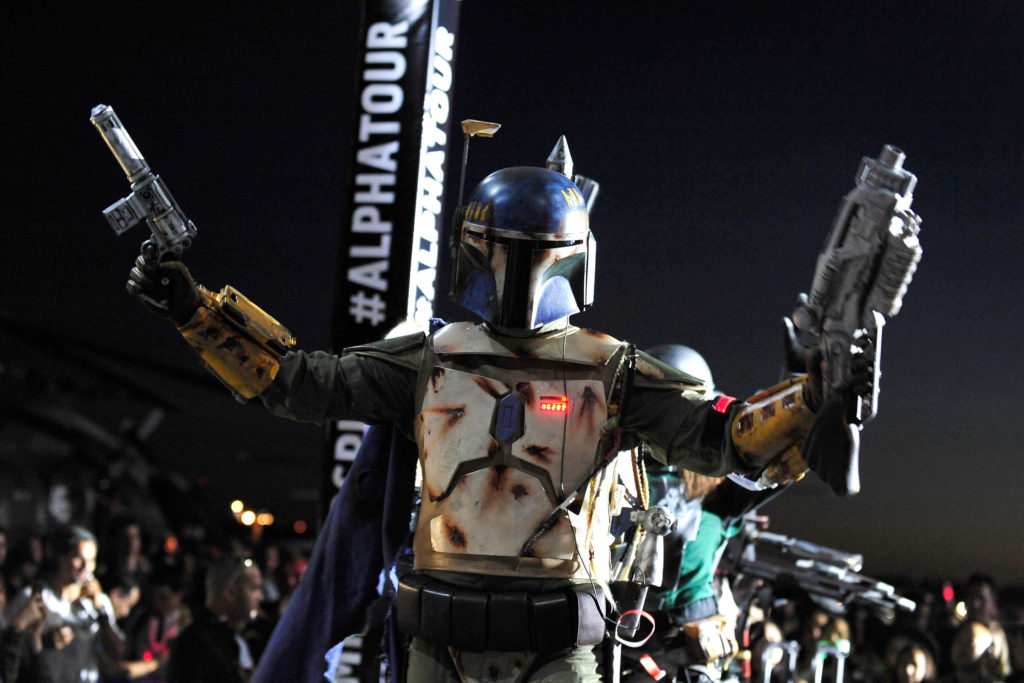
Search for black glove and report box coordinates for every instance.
[784,317,875,417]
[802,394,861,496]
[784,316,878,496]
[783,317,824,411]
[126,255,201,325]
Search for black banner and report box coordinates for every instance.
[322,0,461,514]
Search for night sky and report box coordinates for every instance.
[3,3,1022,585]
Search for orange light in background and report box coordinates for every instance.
[230,500,244,514]
[294,520,308,534]
[163,535,179,555]
[256,513,274,527]
[240,510,256,526]
[539,396,569,413]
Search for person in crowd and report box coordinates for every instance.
[0,577,49,682]
[105,574,143,632]
[1002,592,1024,677]
[166,554,263,683]
[891,640,939,683]
[253,543,281,606]
[793,607,850,683]
[101,517,153,610]
[745,619,790,683]
[966,573,1014,679]
[99,563,190,682]
[274,551,307,604]
[4,524,125,682]
[128,562,191,668]
[873,624,942,683]
[942,620,1006,683]
[4,534,45,597]
[0,526,8,572]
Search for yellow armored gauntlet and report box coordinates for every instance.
[731,375,815,483]
[178,285,296,399]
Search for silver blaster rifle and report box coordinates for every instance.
[723,518,917,616]
[791,146,922,495]
[90,104,197,262]
[793,145,922,422]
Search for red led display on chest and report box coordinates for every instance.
[539,396,569,413]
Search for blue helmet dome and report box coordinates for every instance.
[451,166,596,330]
[467,167,590,238]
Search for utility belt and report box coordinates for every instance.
[396,573,606,653]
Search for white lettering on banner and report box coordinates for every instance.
[332,633,385,682]
[347,21,409,328]
[331,420,366,490]
[357,141,399,172]
[332,634,365,682]
[410,25,455,329]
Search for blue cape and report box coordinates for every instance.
[252,424,417,682]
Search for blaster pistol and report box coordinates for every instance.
[90,104,197,262]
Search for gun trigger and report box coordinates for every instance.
[137,293,169,314]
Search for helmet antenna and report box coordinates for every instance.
[457,120,501,209]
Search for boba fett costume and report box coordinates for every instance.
[127,147,820,682]
[622,345,779,683]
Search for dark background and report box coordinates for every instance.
[2,3,1022,585]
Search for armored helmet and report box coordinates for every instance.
[644,344,715,392]
[450,165,596,330]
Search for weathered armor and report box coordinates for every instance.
[178,284,296,399]
[413,321,631,581]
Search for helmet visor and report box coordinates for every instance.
[459,228,589,328]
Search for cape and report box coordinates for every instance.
[252,423,418,682]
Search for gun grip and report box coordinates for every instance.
[802,395,861,496]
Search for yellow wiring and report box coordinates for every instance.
[582,473,601,575]
[616,447,652,582]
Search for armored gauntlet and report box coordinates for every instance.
[127,257,295,399]
[178,285,296,399]
[730,375,816,485]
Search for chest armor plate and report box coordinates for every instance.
[412,323,626,578]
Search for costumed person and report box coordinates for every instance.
[617,344,739,683]
[618,345,794,683]
[122,138,885,683]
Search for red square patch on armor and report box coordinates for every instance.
[712,395,737,413]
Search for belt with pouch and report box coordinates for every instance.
[396,572,606,653]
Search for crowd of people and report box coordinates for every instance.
[1,515,1021,682]
[721,571,1024,683]
[0,519,309,682]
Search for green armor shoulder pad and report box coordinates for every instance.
[633,350,708,393]
[343,332,426,372]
